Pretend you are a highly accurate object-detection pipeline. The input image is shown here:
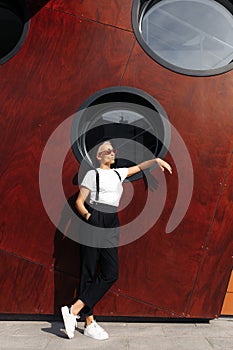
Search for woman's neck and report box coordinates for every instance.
[99,162,111,170]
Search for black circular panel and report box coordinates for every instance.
[0,1,29,64]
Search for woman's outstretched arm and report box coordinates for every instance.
[127,158,172,178]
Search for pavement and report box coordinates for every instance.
[0,317,233,350]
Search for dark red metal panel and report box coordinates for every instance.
[50,0,133,31]
[187,154,233,318]
[0,1,232,317]
[121,42,233,317]
[0,250,50,313]
[0,5,134,267]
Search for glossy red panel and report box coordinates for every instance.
[0,1,233,318]
[0,7,134,267]
[0,250,50,313]
[95,289,178,318]
[121,41,233,317]
[186,155,233,318]
[50,0,133,31]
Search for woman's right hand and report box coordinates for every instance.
[86,213,92,221]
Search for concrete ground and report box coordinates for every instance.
[0,317,232,350]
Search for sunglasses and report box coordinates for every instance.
[98,148,117,156]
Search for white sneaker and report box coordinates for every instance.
[61,306,77,339]
[84,320,109,340]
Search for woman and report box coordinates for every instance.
[61,140,172,340]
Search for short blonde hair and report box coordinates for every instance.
[96,141,112,155]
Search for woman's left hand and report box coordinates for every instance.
[156,158,172,174]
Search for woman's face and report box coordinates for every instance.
[97,143,116,165]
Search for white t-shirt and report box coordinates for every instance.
[81,168,128,207]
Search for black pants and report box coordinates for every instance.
[78,203,119,317]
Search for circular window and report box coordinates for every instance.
[71,87,170,181]
[132,0,233,76]
[0,1,30,64]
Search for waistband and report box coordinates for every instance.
[88,201,118,213]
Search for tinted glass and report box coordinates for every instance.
[71,90,171,181]
[84,107,161,169]
[140,0,233,70]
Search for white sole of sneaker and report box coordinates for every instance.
[61,306,74,339]
[84,330,109,341]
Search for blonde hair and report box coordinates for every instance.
[96,140,112,155]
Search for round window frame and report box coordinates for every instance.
[71,86,171,182]
[132,0,233,77]
[0,1,30,65]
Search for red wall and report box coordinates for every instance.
[0,0,232,318]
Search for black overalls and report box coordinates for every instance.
[78,170,121,317]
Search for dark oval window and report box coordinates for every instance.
[71,87,170,181]
[0,1,30,64]
[132,0,233,76]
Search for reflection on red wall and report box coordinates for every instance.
[0,0,232,318]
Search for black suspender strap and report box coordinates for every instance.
[95,169,121,201]
[95,170,100,201]
[113,170,121,181]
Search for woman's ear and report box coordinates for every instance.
[96,154,102,162]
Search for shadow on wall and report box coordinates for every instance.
[53,191,82,314]
[52,161,97,314]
